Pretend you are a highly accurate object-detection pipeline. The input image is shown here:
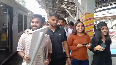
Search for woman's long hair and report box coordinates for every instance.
[95,22,111,44]
[72,21,86,35]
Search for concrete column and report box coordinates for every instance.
[81,0,95,65]
[81,0,95,13]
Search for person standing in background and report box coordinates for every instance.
[57,17,69,38]
[46,12,71,65]
[67,21,74,38]
[57,17,67,27]
[68,21,91,65]
[91,22,112,65]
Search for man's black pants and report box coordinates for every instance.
[49,57,66,65]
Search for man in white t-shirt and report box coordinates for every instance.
[17,14,52,65]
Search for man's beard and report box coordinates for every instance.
[49,23,57,27]
[31,26,41,31]
[58,25,61,27]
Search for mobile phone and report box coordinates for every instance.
[101,43,106,48]
[83,43,88,45]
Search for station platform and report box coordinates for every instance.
[0,50,10,64]
[1,51,116,65]
[1,52,22,65]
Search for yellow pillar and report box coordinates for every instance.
[81,13,94,38]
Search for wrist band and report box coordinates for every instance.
[66,57,70,58]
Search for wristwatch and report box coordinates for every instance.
[66,56,70,58]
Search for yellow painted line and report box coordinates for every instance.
[87,32,94,36]
[86,29,93,32]
[81,13,94,21]
[85,25,94,31]
[83,19,94,25]
[85,13,94,18]
[82,17,94,21]
[81,13,94,20]
[81,13,90,18]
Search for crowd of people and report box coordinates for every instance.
[17,12,112,65]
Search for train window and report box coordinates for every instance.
[24,15,27,30]
[18,14,23,33]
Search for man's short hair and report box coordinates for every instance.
[68,21,74,26]
[59,17,66,23]
[31,14,43,23]
[48,12,60,19]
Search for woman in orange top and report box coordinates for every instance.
[68,21,91,65]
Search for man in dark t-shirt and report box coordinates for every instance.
[46,13,71,65]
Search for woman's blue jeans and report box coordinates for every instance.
[71,59,89,65]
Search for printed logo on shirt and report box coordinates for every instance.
[59,34,61,35]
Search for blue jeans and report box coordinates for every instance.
[71,59,89,65]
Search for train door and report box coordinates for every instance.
[0,2,13,63]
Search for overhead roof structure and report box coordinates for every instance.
[95,0,116,18]
[95,0,116,8]
[36,0,77,18]
[36,0,116,18]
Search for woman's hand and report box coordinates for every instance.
[94,45,105,51]
[67,58,71,65]
[23,55,30,63]
[77,44,83,48]
[86,43,92,48]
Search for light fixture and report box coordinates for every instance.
[4,12,7,14]
[37,0,41,1]
[0,5,3,7]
